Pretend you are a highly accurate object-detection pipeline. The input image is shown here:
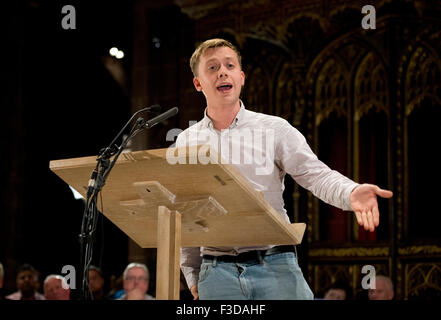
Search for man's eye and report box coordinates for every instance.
[208,65,217,70]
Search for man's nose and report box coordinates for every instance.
[218,66,228,78]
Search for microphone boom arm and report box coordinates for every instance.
[79,105,178,300]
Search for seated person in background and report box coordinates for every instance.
[43,275,70,300]
[88,265,108,300]
[368,275,394,300]
[118,263,155,300]
[108,274,124,299]
[6,263,45,300]
[323,280,352,300]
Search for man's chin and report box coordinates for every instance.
[214,95,240,105]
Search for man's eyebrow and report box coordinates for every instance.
[204,58,218,64]
[204,56,235,64]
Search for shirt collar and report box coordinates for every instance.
[202,100,246,129]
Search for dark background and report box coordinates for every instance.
[2,1,134,294]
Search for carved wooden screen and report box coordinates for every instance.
[354,52,390,241]
[404,44,441,240]
[314,57,350,243]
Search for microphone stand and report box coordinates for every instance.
[78,105,177,300]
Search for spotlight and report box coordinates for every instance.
[115,50,124,59]
[109,47,119,56]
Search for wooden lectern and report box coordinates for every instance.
[49,146,306,300]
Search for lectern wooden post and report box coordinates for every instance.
[156,206,181,300]
[49,146,306,300]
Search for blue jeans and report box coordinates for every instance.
[198,252,314,300]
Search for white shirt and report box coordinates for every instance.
[176,101,358,288]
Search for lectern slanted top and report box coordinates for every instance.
[49,146,305,248]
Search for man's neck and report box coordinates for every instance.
[206,100,241,130]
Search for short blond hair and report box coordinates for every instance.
[190,38,242,76]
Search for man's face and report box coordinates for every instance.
[44,278,70,300]
[88,270,104,293]
[193,46,245,107]
[123,267,148,295]
[17,270,36,294]
[368,279,394,300]
[324,288,346,300]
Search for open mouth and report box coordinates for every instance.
[216,84,233,92]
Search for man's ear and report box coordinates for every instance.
[193,77,202,92]
[240,71,245,86]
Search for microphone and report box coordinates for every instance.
[145,104,161,112]
[98,104,163,159]
[144,107,178,128]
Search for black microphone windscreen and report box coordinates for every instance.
[149,104,162,112]
[145,107,178,128]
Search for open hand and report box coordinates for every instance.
[350,184,393,232]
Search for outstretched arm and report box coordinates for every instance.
[350,184,393,232]
[277,123,393,231]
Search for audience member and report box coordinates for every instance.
[108,274,124,299]
[43,274,70,300]
[6,263,45,300]
[323,280,352,300]
[368,275,394,300]
[88,265,109,300]
[118,262,155,300]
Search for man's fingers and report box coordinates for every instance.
[375,187,393,198]
[367,210,375,232]
[356,210,378,232]
[373,206,380,227]
[362,211,369,230]
[355,211,362,226]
